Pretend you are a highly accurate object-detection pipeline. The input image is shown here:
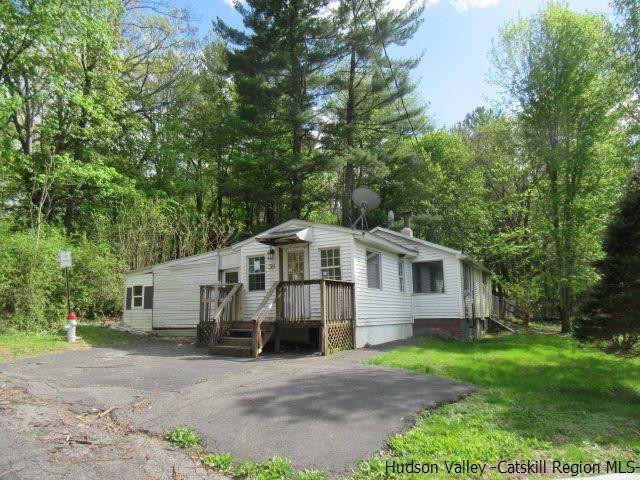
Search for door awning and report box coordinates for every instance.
[256,227,313,246]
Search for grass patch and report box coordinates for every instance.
[202,452,235,470]
[0,323,140,361]
[356,334,640,478]
[164,427,201,449]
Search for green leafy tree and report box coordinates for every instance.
[612,0,640,132]
[382,131,487,250]
[574,170,640,352]
[455,109,542,306]
[492,4,629,331]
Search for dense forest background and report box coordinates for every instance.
[0,0,638,332]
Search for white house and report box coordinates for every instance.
[122,219,493,356]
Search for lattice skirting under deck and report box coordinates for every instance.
[197,320,214,346]
[326,320,354,354]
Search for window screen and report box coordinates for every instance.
[463,263,473,294]
[366,250,381,289]
[412,261,445,293]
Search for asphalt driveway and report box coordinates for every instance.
[0,338,473,475]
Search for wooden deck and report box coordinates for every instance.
[199,279,355,357]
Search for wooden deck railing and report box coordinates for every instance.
[277,279,356,354]
[492,295,530,326]
[251,281,280,357]
[202,279,356,357]
[199,283,243,346]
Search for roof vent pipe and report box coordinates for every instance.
[401,212,413,237]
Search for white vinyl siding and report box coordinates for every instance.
[372,230,464,319]
[240,241,279,321]
[353,240,413,347]
[153,255,218,328]
[122,271,153,331]
[462,263,492,318]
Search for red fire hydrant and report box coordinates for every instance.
[64,312,77,343]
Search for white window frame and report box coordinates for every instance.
[248,256,266,291]
[319,247,341,280]
[132,285,144,309]
[366,250,382,289]
[398,260,405,292]
[412,260,446,294]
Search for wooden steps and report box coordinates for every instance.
[490,316,517,333]
[209,321,275,358]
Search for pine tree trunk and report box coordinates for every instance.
[289,0,304,219]
[341,46,357,227]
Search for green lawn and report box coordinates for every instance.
[0,324,140,361]
[356,334,640,479]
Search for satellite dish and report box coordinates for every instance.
[387,210,395,226]
[351,187,381,210]
[351,187,380,229]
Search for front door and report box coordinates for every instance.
[283,246,310,319]
[285,247,308,281]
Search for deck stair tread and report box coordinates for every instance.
[210,321,275,357]
[490,316,517,333]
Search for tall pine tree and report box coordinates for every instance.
[327,0,425,226]
[217,0,337,219]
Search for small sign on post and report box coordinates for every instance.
[60,251,72,269]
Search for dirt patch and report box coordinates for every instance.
[0,385,227,480]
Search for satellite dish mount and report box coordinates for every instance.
[350,187,381,230]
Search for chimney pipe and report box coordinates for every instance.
[401,212,413,237]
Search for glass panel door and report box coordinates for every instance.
[286,249,305,281]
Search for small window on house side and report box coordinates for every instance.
[463,263,473,294]
[225,271,239,284]
[320,248,341,280]
[412,261,445,293]
[398,261,405,292]
[133,285,143,307]
[366,250,381,289]
[248,256,265,291]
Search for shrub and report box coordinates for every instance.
[163,427,200,449]
[0,224,124,331]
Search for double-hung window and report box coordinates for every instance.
[133,285,143,307]
[248,256,265,291]
[126,285,153,310]
[366,250,381,289]
[320,248,341,280]
[412,261,445,293]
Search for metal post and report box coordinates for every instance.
[65,267,71,314]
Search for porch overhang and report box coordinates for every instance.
[256,227,313,246]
